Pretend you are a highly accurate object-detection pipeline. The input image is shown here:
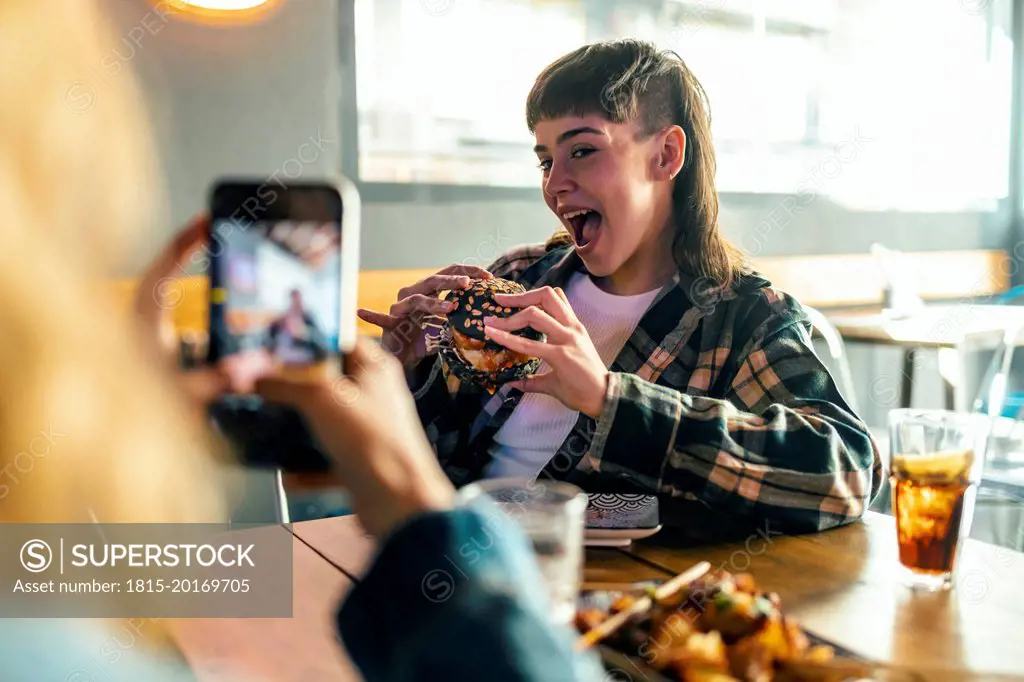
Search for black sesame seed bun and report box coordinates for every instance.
[444,278,542,343]
[440,277,543,392]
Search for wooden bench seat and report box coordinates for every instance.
[111,249,1010,338]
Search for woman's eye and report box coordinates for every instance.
[537,158,552,172]
[570,147,596,159]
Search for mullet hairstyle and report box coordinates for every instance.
[526,39,750,289]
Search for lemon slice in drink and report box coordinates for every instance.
[892,449,973,480]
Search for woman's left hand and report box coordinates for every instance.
[134,213,230,405]
[484,286,608,419]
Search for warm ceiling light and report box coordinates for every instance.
[175,0,271,9]
[157,0,282,23]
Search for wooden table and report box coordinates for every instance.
[168,512,1024,681]
[628,514,1024,681]
[170,534,361,682]
[826,304,1024,412]
[290,512,1024,682]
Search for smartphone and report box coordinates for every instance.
[205,177,360,472]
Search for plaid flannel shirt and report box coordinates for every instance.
[408,242,883,535]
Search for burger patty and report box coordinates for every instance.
[451,329,534,373]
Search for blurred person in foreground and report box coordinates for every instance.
[0,1,599,680]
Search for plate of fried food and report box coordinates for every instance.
[575,563,922,682]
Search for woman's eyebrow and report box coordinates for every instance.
[533,126,603,153]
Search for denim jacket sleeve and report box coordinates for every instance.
[335,499,605,682]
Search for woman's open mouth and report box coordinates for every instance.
[562,208,603,249]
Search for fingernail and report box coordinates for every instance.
[483,316,496,324]
[445,301,458,310]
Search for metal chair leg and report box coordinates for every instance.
[274,468,290,525]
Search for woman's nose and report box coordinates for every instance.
[543,162,575,197]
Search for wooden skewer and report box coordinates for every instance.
[575,561,711,651]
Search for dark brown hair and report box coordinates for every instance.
[526,39,749,289]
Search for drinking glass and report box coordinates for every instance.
[889,409,985,591]
[457,477,587,624]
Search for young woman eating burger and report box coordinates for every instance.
[359,39,882,537]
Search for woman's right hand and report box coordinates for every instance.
[357,265,493,366]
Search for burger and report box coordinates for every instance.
[439,278,542,392]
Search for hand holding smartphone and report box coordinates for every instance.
[205,177,360,472]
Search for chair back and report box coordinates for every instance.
[802,305,860,416]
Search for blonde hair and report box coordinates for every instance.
[0,0,227,646]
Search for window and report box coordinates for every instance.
[354,0,585,186]
[353,0,1012,211]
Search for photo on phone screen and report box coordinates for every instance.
[211,219,341,391]
[205,179,358,472]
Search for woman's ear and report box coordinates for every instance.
[653,125,686,181]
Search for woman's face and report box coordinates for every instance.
[533,114,679,287]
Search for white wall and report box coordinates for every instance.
[100,0,341,273]
[95,0,340,523]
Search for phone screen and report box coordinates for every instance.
[207,180,347,392]
[209,219,341,392]
[205,181,352,472]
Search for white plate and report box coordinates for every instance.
[584,524,663,547]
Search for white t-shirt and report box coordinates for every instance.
[484,272,662,479]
